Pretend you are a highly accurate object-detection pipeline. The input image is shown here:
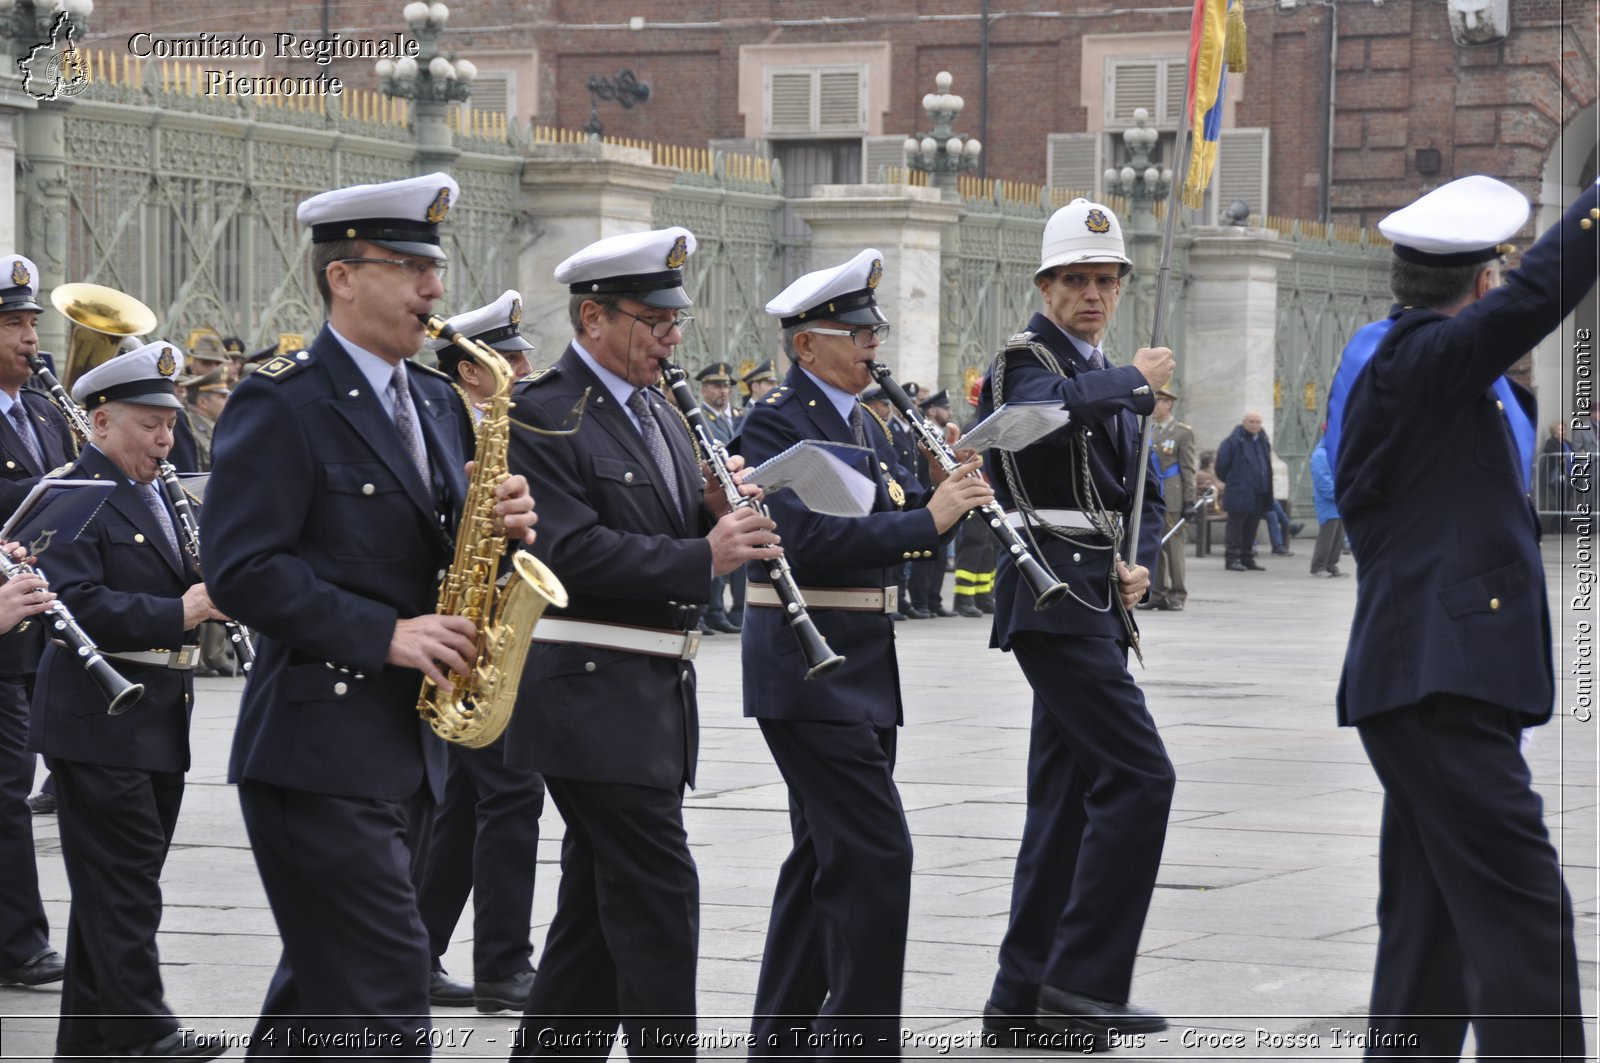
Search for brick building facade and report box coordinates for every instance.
[88,0,1596,226]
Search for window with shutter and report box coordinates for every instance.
[765,66,867,137]
[863,135,910,182]
[818,70,864,132]
[469,70,515,121]
[768,71,814,134]
[1106,56,1187,128]
[1047,133,1104,197]
[1210,127,1270,223]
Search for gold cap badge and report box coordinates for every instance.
[665,234,688,270]
[156,347,177,378]
[867,258,883,290]
[1085,209,1111,234]
[10,261,29,288]
[426,188,451,223]
[510,298,523,326]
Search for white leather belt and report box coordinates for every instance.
[747,584,897,613]
[1004,508,1098,531]
[103,646,200,670]
[532,618,700,661]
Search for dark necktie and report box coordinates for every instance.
[626,390,683,513]
[8,404,42,470]
[1087,346,1107,371]
[389,366,432,490]
[138,480,182,563]
[849,404,868,447]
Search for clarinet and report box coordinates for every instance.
[866,361,1069,612]
[0,549,144,715]
[660,363,845,680]
[156,461,255,674]
[28,354,92,441]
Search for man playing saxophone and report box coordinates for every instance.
[203,172,537,1054]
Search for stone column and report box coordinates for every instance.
[0,79,37,275]
[1182,228,1294,465]
[412,97,461,175]
[789,184,961,388]
[20,97,70,356]
[517,142,675,360]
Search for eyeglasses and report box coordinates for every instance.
[613,308,695,339]
[335,257,448,279]
[805,323,892,348]
[1053,272,1123,292]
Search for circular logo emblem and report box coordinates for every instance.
[665,235,688,270]
[156,347,177,378]
[1085,209,1112,234]
[10,260,29,288]
[509,298,523,327]
[426,188,451,223]
[867,259,883,290]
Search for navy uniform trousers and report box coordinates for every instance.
[1357,695,1583,1060]
[990,632,1174,1012]
[749,721,911,1053]
[417,741,544,981]
[0,673,49,973]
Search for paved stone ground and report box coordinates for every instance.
[2,536,1594,1060]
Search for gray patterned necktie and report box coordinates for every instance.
[8,403,42,470]
[1088,347,1107,371]
[139,480,182,563]
[626,389,683,513]
[850,404,868,447]
[389,366,431,489]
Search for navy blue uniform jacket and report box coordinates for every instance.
[732,365,942,727]
[28,446,198,774]
[977,314,1163,648]
[503,344,713,791]
[0,389,76,676]
[204,326,473,801]
[1334,182,1600,727]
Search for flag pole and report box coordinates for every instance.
[1123,33,1199,567]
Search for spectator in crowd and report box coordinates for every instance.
[1147,385,1195,611]
[1307,433,1344,577]
[742,359,779,409]
[1264,498,1305,557]
[1541,420,1574,525]
[1215,411,1274,571]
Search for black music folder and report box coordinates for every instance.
[0,479,116,557]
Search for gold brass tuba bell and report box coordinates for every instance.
[50,283,158,391]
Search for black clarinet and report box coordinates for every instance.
[0,549,144,715]
[156,461,254,674]
[866,361,1069,611]
[660,363,845,680]
[28,354,92,441]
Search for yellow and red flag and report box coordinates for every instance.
[1183,0,1247,209]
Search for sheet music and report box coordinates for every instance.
[750,440,877,518]
[959,401,1073,453]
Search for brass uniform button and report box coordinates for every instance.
[1489,598,1501,611]
[334,682,348,695]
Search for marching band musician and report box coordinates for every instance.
[1335,175,1597,1058]
[28,343,229,1060]
[503,226,777,1058]
[203,172,536,1055]
[698,361,745,635]
[0,254,73,994]
[975,199,1174,1046]
[416,290,545,1016]
[736,249,992,1050]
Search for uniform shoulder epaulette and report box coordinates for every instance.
[1005,330,1040,349]
[409,361,453,383]
[761,384,795,408]
[254,351,312,380]
[1177,421,1193,430]
[44,462,73,479]
[526,365,559,386]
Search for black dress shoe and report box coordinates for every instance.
[929,605,956,617]
[1243,559,1266,571]
[904,606,932,620]
[1157,601,1184,611]
[955,601,983,618]
[27,791,55,815]
[0,947,64,985]
[980,1001,1098,1052]
[111,1030,227,1058]
[1226,561,1249,572]
[887,611,908,621]
[475,969,536,1013]
[976,596,995,614]
[1271,548,1295,557]
[429,969,474,1007]
[1035,984,1168,1036]
[1289,521,1305,537]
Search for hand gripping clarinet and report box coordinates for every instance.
[866,362,1069,611]
[660,362,844,680]
[156,462,255,674]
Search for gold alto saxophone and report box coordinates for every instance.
[416,315,568,748]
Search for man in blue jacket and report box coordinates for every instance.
[1336,174,1597,1058]
[975,199,1173,1047]
[1214,411,1273,570]
[737,249,992,1050]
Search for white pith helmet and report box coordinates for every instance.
[1037,198,1133,278]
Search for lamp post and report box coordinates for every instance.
[582,69,649,140]
[374,1,475,169]
[0,0,92,83]
[903,71,982,200]
[1102,108,1173,234]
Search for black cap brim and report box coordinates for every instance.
[370,237,448,261]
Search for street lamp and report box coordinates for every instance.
[374,1,474,107]
[903,70,982,198]
[1102,108,1173,228]
[582,69,650,139]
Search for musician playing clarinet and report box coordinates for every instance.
[735,250,991,1051]
[975,199,1175,1047]
[27,342,228,1059]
